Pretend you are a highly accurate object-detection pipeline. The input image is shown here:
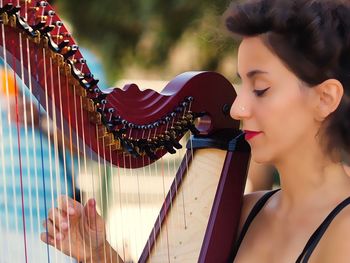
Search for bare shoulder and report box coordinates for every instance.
[315,202,350,263]
[237,190,271,234]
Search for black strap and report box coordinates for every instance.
[229,189,280,262]
[296,196,350,263]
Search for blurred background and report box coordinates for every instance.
[49,0,239,89]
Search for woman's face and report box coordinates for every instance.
[231,36,320,164]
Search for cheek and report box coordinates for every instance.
[261,89,312,134]
[252,94,314,161]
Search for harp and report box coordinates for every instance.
[0,1,250,262]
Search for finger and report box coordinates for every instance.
[57,195,83,219]
[48,208,68,229]
[84,199,104,232]
[40,232,55,246]
[42,218,65,241]
[40,232,63,251]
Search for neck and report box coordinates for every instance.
[274,147,350,210]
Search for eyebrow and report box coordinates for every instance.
[236,70,269,79]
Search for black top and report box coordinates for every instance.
[229,189,350,262]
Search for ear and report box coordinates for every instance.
[314,79,344,121]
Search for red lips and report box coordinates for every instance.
[244,130,262,140]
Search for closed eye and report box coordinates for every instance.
[253,87,270,97]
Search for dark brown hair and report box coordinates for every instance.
[225,0,350,159]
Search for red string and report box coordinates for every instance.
[10,29,29,263]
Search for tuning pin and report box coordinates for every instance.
[63,44,79,59]
[37,1,48,7]
[108,108,115,114]
[47,10,55,17]
[186,96,194,102]
[55,21,63,27]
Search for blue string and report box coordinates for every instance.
[37,94,51,263]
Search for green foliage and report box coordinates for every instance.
[52,0,238,83]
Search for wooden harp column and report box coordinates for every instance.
[0,1,250,262]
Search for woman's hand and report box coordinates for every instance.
[40,196,122,262]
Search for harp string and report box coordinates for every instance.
[101,138,115,262]
[66,62,88,262]
[21,4,44,254]
[85,98,97,262]
[19,12,35,244]
[48,45,68,263]
[122,152,131,258]
[95,124,108,261]
[141,129,150,257]
[61,57,87,262]
[53,52,78,262]
[72,85,85,262]
[19,29,35,245]
[1,20,26,260]
[42,46,58,261]
[0,42,10,263]
[13,27,30,263]
[36,81,53,263]
[118,151,127,261]
[48,50,63,263]
[19,30,42,262]
[161,156,171,263]
[67,53,83,262]
[78,93,90,263]
[33,37,52,262]
[152,131,162,257]
[58,64,73,260]
[129,140,140,256]
[108,146,121,263]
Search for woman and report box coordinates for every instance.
[227,0,350,262]
[41,0,350,262]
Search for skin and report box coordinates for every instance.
[231,36,350,263]
[40,196,123,263]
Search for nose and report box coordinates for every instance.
[230,90,251,121]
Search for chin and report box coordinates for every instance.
[250,149,274,165]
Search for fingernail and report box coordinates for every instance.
[89,199,96,207]
[56,233,63,241]
[61,222,68,230]
[68,207,75,215]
